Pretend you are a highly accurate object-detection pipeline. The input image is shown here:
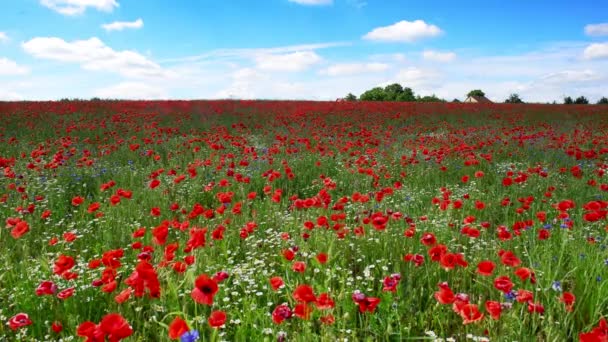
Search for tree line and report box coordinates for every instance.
[343,84,608,105]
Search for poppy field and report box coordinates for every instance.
[2,100,608,341]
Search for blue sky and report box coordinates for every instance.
[1,0,608,101]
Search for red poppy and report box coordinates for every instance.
[485,300,502,320]
[51,321,63,333]
[8,313,32,330]
[115,287,133,304]
[208,310,227,328]
[270,276,284,291]
[316,293,335,310]
[191,274,218,305]
[53,254,75,276]
[459,304,484,324]
[71,196,84,206]
[434,282,455,304]
[294,303,313,319]
[11,220,29,239]
[514,267,535,283]
[516,289,534,303]
[293,284,316,303]
[493,276,514,293]
[292,261,306,273]
[57,287,75,300]
[99,313,133,341]
[561,292,576,312]
[36,280,57,296]
[168,316,189,339]
[356,296,381,313]
[420,232,437,246]
[272,304,293,324]
[527,301,544,314]
[316,252,328,264]
[476,260,496,276]
[498,250,521,267]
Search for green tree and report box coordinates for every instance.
[344,93,357,101]
[452,98,461,103]
[467,89,485,97]
[359,87,387,101]
[597,97,608,105]
[383,83,404,101]
[396,87,416,102]
[505,93,524,104]
[575,96,589,104]
[564,96,574,105]
[417,94,445,102]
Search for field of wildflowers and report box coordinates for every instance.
[1,100,608,341]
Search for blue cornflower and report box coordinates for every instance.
[604,258,608,266]
[551,281,562,292]
[504,291,517,302]
[180,330,200,342]
[543,224,552,229]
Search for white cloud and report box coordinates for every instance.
[160,42,348,64]
[422,50,456,62]
[320,62,389,76]
[288,0,332,5]
[0,32,8,43]
[585,23,608,37]
[0,58,30,75]
[540,70,601,84]
[102,18,143,32]
[394,67,441,86]
[22,37,167,78]
[95,82,167,99]
[583,43,608,60]
[363,20,442,43]
[40,0,119,15]
[255,51,321,72]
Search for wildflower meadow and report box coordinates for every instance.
[1,100,608,341]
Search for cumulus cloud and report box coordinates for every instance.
[22,37,167,78]
[583,42,608,60]
[319,62,389,76]
[288,0,332,5]
[0,32,8,43]
[363,20,442,43]
[422,50,456,62]
[585,23,608,37]
[540,69,602,84]
[95,82,167,99]
[393,67,442,88]
[40,0,119,15]
[255,51,322,72]
[0,58,30,75]
[102,18,143,32]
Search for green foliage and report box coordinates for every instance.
[383,83,404,101]
[357,84,436,102]
[598,97,608,105]
[344,93,358,101]
[564,96,574,105]
[575,96,589,105]
[452,98,461,103]
[359,87,387,101]
[416,94,445,103]
[505,93,524,104]
[467,89,485,97]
